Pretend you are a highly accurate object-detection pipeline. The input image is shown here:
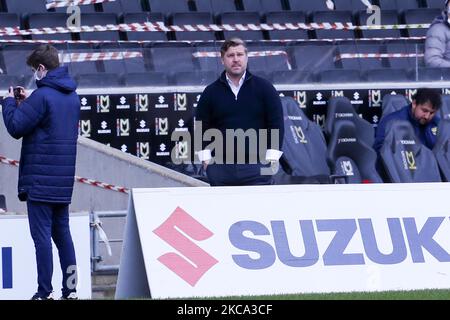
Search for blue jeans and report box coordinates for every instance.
[27,201,77,297]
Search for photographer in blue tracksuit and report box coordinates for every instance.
[2,45,80,300]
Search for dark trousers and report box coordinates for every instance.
[27,201,77,297]
[206,163,274,186]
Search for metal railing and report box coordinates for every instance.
[90,210,126,273]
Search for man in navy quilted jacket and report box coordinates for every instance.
[2,45,80,300]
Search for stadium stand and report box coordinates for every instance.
[380,120,442,183]
[101,0,146,13]
[403,8,441,37]
[377,0,420,11]
[242,0,284,13]
[220,12,264,40]
[28,13,73,41]
[265,11,309,40]
[0,13,22,40]
[312,10,355,39]
[326,120,382,184]
[3,0,49,14]
[195,0,238,13]
[171,12,216,40]
[122,12,168,41]
[148,0,191,14]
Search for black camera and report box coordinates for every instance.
[13,87,22,100]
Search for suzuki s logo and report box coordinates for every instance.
[1,247,12,289]
[175,93,187,111]
[136,94,149,112]
[117,118,130,137]
[97,95,110,113]
[79,120,91,137]
[153,207,218,286]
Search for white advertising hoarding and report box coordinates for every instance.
[116,183,450,299]
[0,213,91,300]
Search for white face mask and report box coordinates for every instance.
[33,65,46,81]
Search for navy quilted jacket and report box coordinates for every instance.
[2,66,80,203]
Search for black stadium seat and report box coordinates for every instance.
[172,12,216,40]
[220,12,264,40]
[425,0,446,9]
[291,45,336,72]
[403,9,441,37]
[327,120,382,184]
[287,0,329,12]
[242,0,284,12]
[265,11,308,40]
[195,0,238,13]
[312,11,355,39]
[357,10,401,39]
[123,12,168,41]
[278,96,331,183]
[377,0,420,11]
[380,120,442,183]
[325,96,375,147]
[4,0,49,14]
[148,0,190,14]
[102,0,145,13]
[194,46,222,73]
[149,45,196,72]
[433,119,450,181]
[0,13,22,40]
[334,0,369,11]
[381,94,409,119]
[28,13,73,40]
[78,13,120,40]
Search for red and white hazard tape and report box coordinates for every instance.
[0,36,427,45]
[194,50,292,69]
[335,52,425,61]
[59,51,142,63]
[0,21,432,37]
[46,0,116,10]
[0,155,129,194]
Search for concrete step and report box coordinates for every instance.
[92,273,117,300]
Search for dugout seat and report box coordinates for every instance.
[101,0,146,13]
[377,0,420,11]
[77,13,120,40]
[195,0,238,13]
[220,12,264,40]
[148,0,191,14]
[123,12,168,41]
[172,12,216,40]
[0,13,22,40]
[265,11,308,40]
[276,96,331,183]
[28,13,73,40]
[327,120,382,184]
[312,11,355,39]
[381,93,409,119]
[380,120,442,182]
[433,118,450,181]
[404,9,441,37]
[357,10,401,39]
[242,0,283,13]
[325,96,375,147]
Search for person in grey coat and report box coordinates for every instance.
[425,0,450,68]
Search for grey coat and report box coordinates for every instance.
[425,14,450,68]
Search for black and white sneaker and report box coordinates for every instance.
[60,292,78,300]
[31,292,54,300]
